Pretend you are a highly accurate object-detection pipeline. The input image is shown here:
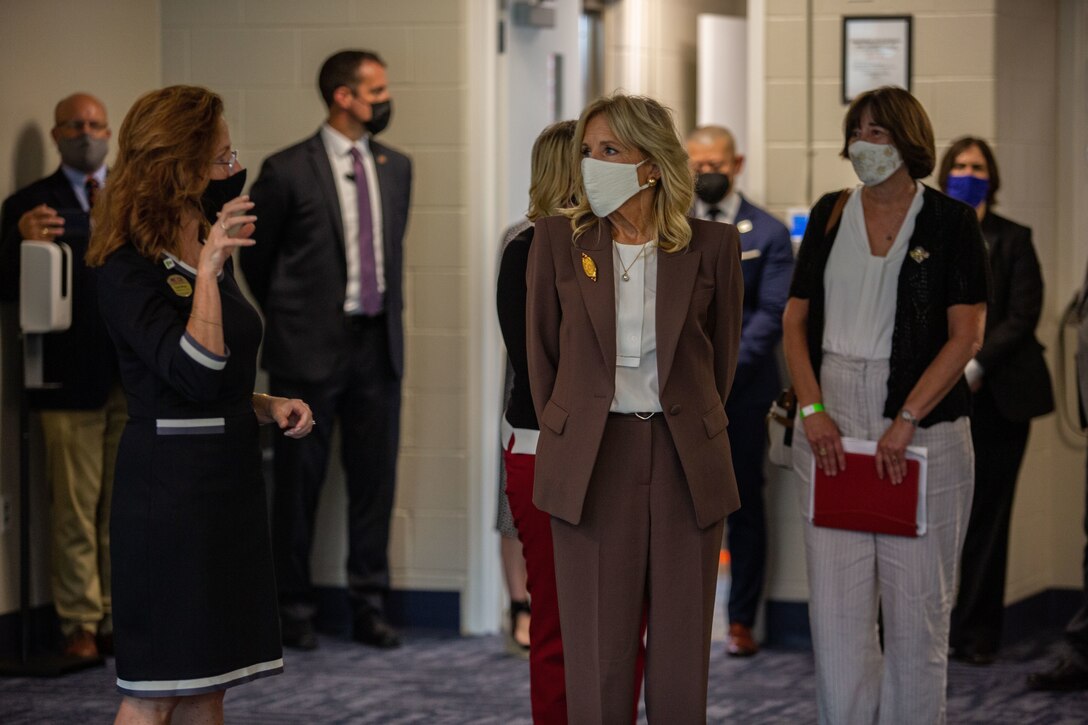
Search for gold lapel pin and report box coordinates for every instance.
[581,252,598,282]
[909,246,930,264]
[736,219,753,234]
[377,154,387,165]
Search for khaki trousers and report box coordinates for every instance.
[41,385,127,635]
[551,414,724,725]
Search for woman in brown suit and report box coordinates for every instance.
[526,93,743,724]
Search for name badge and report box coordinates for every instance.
[167,273,193,297]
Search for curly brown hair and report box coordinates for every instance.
[86,85,224,266]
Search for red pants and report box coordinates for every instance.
[505,447,645,724]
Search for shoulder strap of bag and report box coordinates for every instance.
[824,188,851,236]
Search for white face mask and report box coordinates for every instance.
[848,140,903,186]
[581,156,650,218]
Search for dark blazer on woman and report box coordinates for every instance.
[976,211,1054,421]
[526,214,744,529]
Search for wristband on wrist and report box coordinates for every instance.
[799,402,825,419]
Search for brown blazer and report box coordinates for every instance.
[526,214,744,529]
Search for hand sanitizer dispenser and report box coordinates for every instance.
[20,240,72,388]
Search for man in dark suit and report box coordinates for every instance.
[0,93,125,660]
[938,138,1055,664]
[1026,262,1088,691]
[686,125,794,657]
[242,50,411,651]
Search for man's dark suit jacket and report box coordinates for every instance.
[728,196,794,409]
[0,168,118,409]
[241,132,411,382]
[976,211,1054,422]
[527,215,744,529]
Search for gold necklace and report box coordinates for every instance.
[616,242,653,281]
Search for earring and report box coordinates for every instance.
[647,177,658,187]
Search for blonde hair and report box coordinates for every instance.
[87,85,223,266]
[565,94,693,253]
[526,120,577,221]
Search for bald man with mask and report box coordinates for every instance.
[0,93,126,661]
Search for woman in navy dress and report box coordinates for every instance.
[87,85,314,724]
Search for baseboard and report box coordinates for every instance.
[1002,587,1083,645]
[0,588,461,659]
[763,599,811,650]
[313,586,461,634]
[0,604,60,659]
[762,587,1084,651]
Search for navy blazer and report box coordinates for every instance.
[728,196,794,409]
[242,132,412,383]
[0,168,119,409]
[976,211,1054,422]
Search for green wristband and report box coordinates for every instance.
[799,402,825,419]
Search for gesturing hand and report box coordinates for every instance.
[198,195,256,278]
[269,397,316,439]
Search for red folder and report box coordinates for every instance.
[812,452,921,537]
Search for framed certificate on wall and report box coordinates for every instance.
[842,16,912,104]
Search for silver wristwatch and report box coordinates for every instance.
[899,409,919,427]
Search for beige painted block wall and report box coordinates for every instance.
[160,0,471,593]
[0,1,162,617]
[764,0,1084,605]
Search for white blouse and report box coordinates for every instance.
[611,240,662,413]
[822,182,925,360]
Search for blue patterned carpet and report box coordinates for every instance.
[1,628,1087,723]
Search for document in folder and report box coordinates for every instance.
[809,437,928,537]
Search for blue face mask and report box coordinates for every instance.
[945,175,989,208]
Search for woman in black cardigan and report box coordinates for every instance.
[940,136,1055,665]
[783,87,989,724]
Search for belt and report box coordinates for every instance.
[609,411,659,420]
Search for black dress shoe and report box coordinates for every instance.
[281,617,318,651]
[1027,657,1088,691]
[353,610,401,649]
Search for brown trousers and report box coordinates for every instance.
[41,385,127,634]
[551,415,724,724]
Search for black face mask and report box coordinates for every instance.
[200,169,247,226]
[365,100,392,136]
[694,172,731,205]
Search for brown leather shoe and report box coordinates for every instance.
[64,630,99,659]
[726,623,759,657]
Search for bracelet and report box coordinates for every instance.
[188,313,223,327]
[799,402,825,419]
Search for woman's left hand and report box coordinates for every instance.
[268,397,316,439]
[876,418,915,484]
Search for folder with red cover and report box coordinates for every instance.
[809,437,928,537]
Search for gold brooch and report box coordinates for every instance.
[581,252,598,282]
[909,247,930,264]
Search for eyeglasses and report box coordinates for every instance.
[212,150,239,174]
[57,120,108,133]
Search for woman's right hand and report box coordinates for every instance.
[198,195,256,279]
[803,411,846,476]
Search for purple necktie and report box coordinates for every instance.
[349,147,382,315]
